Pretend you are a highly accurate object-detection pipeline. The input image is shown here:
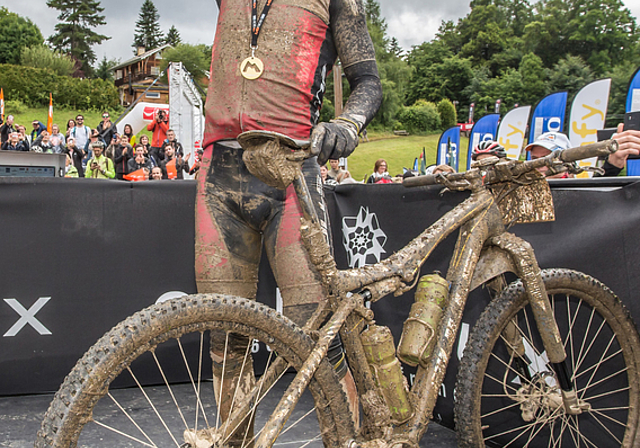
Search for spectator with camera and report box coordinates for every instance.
[147,109,169,161]
[65,137,85,177]
[31,131,54,153]
[0,115,16,144]
[49,124,66,154]
[1,131,29,151]
[112,134,133,180]
[85,141,115,179]
[97,111,118,147]
[30,120,46,142]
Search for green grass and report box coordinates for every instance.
[345,131,470,181]
[5,106,468,179]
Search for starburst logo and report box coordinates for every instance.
[342,207,387,268]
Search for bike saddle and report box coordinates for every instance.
[237,130,310,152]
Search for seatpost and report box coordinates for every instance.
[292,173,321,225]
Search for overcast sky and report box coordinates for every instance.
[3,0,640,63]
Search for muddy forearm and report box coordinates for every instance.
[341,60,382,129]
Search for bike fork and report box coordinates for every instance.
[490,233,588,415]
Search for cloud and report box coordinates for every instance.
[2,0,640,63]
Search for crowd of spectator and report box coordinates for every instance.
[0,111,202,181]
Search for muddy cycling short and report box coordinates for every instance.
[195,141,332,321]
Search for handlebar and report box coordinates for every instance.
[403,139,619,189]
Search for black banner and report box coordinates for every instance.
[0,177,639,429]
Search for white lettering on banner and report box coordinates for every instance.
[534,117,544,140]
[155,291,188,304]
[275,288,283,314]
[632,89,640,112]
[3,297,52,337]
[457,322,469,360]
[547,117,562,132]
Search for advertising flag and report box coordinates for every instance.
[47,93,53,134]
[626,67,640,112]
[0,88,4,122]
[437,126,461,171]
[124,169,147,182]
[528,92,568,144]
[569,78,611,176]
[165,158,177,179]
[467,114,500,170]
[497,106,531,159]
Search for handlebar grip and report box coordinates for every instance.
[402,174,438,188]
[559,139,618,163]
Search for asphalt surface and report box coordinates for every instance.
[1,382,458,447]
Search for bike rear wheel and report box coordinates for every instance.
[36,294,353,448]
[455,269,640,447]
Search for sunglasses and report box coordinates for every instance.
[102,115,109,118]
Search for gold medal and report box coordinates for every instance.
[240,56,264,80]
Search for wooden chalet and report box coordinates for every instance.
[112,44,172,106]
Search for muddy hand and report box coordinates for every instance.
[310,119,359,165]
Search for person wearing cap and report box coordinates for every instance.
[595,124,640,177]
[524,132,573,178]
[85,141,115,179]
[30,120,46,142]
[96,111,118,147]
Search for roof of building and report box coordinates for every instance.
[112,44,172,71]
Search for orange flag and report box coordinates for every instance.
[47,93,53,134]
[124,168,147,181]
[0,88,4,123]
[166,158,177,179]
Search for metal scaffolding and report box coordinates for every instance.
[169,62,205,172]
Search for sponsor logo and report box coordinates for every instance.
[3,297,52,337]
[342,207,387,268]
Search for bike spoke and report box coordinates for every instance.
[92,418,158,447]
[578,366,628,398]
[215,332,230,430]
[177,337,212,429]
[151,351,190,431]
[221,337,254,437]
[126,366,181,446]
[102,392,158,447]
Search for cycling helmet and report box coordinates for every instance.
[471,140,507,160]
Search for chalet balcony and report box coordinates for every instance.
[114,71,159,87]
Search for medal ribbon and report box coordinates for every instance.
[251,0,274,49]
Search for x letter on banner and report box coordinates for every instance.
[3,297,52,337]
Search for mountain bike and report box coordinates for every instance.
[36,133,640,448]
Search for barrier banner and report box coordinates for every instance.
[1,178,640,434]
[528,91,568,143]
[467,113,500,169]
[496,105,531,159]
[626,66,640,112]
[436,126,460,171]
[569,78,611,176]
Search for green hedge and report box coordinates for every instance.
[0,64,119,110]
[397,100,442,134]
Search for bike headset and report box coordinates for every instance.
[472,141,507,160]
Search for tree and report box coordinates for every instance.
[547,55,594,101]
[46,0,109,77]
[0,8,43,65]
[160,43,211,89]
[165,25,181,46]
[133,0,163,52]
[363,0,411,128]
[95,55,119,81]
[437,99,457,129]
[20,44,75,76]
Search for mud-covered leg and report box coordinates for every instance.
[211,331,256,447]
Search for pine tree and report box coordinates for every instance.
[164,25,181,46]
[133,0,163,52]
[46,0,109,77]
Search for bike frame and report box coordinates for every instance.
[248,170,573,448]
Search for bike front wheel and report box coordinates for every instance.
[455,269,640,447]
[36,294,353,448]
